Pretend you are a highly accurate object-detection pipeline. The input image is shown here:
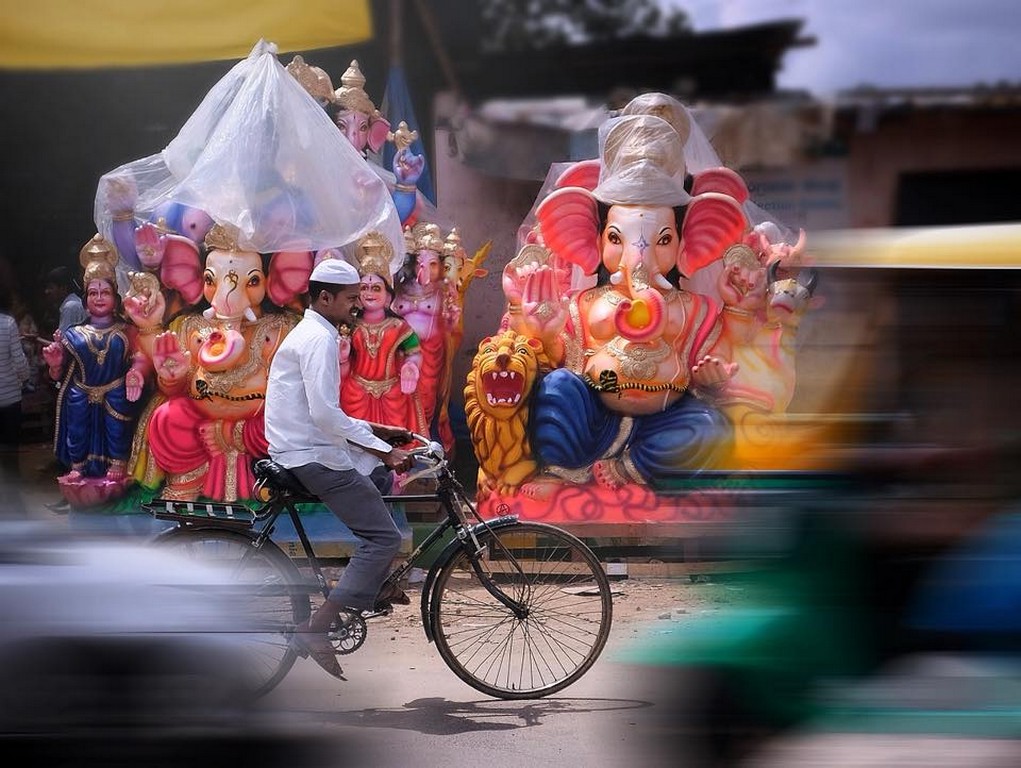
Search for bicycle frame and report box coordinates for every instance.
[228,455,531,637]
[148,448,614,699]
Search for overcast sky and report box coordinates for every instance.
[670,0,1021,96]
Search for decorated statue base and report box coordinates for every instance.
[475,463,844,549]
[57,473,134,509]
[477,485,735,535]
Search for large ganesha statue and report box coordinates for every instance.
[128,222,311,502]
[468,93,820,521]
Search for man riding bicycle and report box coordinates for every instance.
[265,258,414,678]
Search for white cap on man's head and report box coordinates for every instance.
[309,258,360,285]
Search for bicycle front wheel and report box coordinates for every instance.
[156,527,311,697]
[430,522,613,699]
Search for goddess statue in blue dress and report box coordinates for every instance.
[43,235,148,502]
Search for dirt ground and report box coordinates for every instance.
[352,575,749,655]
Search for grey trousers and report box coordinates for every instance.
[290,463,401,611]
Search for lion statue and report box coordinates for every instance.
[464,329,551,497]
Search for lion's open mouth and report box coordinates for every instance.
[482,369,524,406]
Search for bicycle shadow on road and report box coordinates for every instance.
[293,696,653,736]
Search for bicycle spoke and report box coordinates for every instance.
[155,529,309,697]
[433,523,612,698]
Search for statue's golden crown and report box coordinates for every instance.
[286,55,335,104]
[404,222,445,254]
[354,230,396,287]
[204,222,243,253]
[333,59,378,116]
[442,228,466,260]
[79,234,119,290]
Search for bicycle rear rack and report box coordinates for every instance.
[145,499,258,529]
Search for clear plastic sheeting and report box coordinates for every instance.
[95,40,404,267]
[516,93,801,256]
[592,114,690,207]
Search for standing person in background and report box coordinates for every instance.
[0,286,30,449]
[1,286,31,517]
[42,265,86,334]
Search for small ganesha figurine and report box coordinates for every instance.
[129,222,311,502]
[286,55,426,228]
[706,228,821,468]
[332,59,391,158]
[389,121,426,225]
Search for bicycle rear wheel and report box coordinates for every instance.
[430,522,613,699]
[156,527,311,697]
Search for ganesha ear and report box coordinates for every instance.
[690,167,749,204]
[159,235,203,305]
[555,159,601,192]
[367,116,392,154]
[678,192,748,277]
[267,250,315,307]
[535,187,601,275]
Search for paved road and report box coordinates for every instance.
[260,609,683,768]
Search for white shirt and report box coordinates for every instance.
[0,312,30,407]
[265,308,391,472]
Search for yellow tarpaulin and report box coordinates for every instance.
[812,223,1021,269]
[0,0,373,69]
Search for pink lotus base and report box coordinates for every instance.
[58,473,132,509]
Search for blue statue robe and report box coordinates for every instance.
[54,323,140,476]
[531,368,733,487]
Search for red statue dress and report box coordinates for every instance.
[341,317,427,435]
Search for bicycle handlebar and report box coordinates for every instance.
[407,433,445,464]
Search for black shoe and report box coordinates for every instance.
[293,621,346,680]
[374,582,410,611]
[45,499,70,514]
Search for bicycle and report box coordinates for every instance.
[145,435,613,700]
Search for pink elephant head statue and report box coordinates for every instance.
[159,222,313,320]
[402,222,446,287]
[333,59,391,155]
[535,115,748,341]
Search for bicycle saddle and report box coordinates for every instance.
[252,459,310,496]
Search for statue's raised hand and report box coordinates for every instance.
[152,331,190,386]
[125,365,144,403]
[400,359,421,395]
[123,287,166,330]
[394,148,425,186]
[691,354,739,391]
[42,330,66,376]
[134,223,167,270]
[517,264,568,339]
